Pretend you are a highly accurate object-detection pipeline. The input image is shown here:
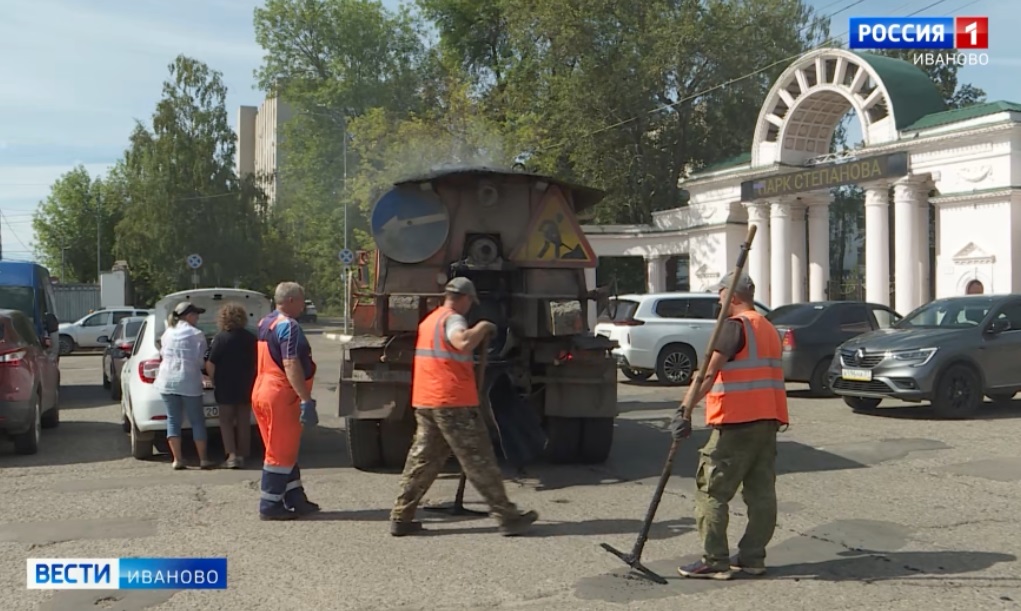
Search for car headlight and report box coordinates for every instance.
[887,347,937,366]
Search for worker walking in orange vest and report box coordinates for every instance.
[670,271,789,580]
[390,277,538,537]
[252,281,321,521]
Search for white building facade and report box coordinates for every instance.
[583,48,1021,315]
[236,96,293,206]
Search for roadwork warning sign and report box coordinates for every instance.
[511,186,596,267]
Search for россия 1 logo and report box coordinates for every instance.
[848,16,989,67]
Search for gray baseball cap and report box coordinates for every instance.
[709,271,755,296]
[444,277,479,304]
[173,301,206,316]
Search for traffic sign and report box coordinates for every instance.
[510,186,596,267]
[338,248,355,266]
[186,254,203,269]
[370,187,450,264]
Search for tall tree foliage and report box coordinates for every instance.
[112,56,268,305]
[32,166,122,283]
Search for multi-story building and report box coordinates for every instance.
[236,96,292,206]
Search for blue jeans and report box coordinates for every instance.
[161,394,207,442]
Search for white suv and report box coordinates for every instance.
[594,292,770,385]
[57,307,152,355]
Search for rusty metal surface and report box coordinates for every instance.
[392,165,606,212]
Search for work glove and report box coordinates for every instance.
[300,399,319,427]
[669,410,692,440]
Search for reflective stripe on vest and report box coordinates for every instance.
[705,310,789,426]
[413,311,474,363]
[710,317,785,393]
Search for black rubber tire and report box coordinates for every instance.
[578,417,614,464]
[41,405,59,429]
[809,358,835,397]
[621,368,653,382]
[102,369,111,389]
[347,418,383,470]
[655,344,697,386]
[545,416,582,464]
[58,335,74,356]
[122,414,131,433]
[13,395,42,455]
[932,364,982,419]
[111,374,122,401]
[844,396,881,412]
[249,424,266,462]
[130,420,154,459]
[987,392,1016,405]
[380,419,415,469]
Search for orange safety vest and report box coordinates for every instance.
[410,306,478,408]
[705,309,789,426]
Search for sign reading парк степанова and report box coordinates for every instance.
[740,152,908,201]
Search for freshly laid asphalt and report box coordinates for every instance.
[1,327,1019,610]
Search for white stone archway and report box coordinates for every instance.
[582,48,1021,321]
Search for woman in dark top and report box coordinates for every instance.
[206,303,258,469]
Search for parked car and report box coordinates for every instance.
[120,288,271,459]
[594,292,770,385]
[299,299,318,323]
[766,301,902,396]
[829,294,1021,419]
[57,307,151,356]
[101,315,146,401]
[0,309,61,454]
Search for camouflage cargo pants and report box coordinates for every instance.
[391,407,522,524]
[694,419,780,570]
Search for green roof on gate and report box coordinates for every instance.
[698,152,752,173]
[853,52,947,129]
[903,100,1021,131]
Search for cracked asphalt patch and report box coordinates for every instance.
[1,346,1019,610]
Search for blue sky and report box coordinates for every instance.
[1,0,1016,262]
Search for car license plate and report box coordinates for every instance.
[204,406,219,419]
[842,368,872,382]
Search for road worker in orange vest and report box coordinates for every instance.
[389,277,538,537]
[252,281,321,521]
[670,271,789,580]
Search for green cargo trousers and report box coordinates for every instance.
[694,419,779,570]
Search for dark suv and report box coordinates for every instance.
[828,294,1021,419]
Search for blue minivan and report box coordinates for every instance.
[0,261,61,339]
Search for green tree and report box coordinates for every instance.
[111,56,268,305]
[32,166,122,283]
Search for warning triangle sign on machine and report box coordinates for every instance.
[510,185,597,268]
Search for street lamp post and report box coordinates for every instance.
[96,194,102,283]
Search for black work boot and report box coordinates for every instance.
[389,521,425,537]
[499,510,538,536]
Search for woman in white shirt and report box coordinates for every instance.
[154,301,214,470]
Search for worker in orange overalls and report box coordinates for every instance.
[670,271,789,580]
[252,281,320,521]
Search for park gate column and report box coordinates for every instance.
[807,198,830,302]
[645,255,667,293]
[894,177,925,315]
[864,183,891,306]
[744,202,771,306]
[770,201,793,307]
[790,201,807,303]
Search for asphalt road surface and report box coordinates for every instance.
[2,328,1020,610]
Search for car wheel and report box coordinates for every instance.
[102,368,111,389]
[13,395,42,455]
[656,344,697,386]
[130,420,155,460]
[58,335,74,356]
[621,368,653,382]
[111,371,122,401]
[809,358,835,397]
[843,396,881,412]
[932,364,982,419]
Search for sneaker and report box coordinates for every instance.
[499,510,538,537]
[390,521,424,537]
[172,461,187,470]
[729,555,766,576]
[200,460,217,470]
[225,457,243,469]
[677,560,734,580]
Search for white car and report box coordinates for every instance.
[593,292,770,385]
[119,288,272,459]
[57,307,152,355]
